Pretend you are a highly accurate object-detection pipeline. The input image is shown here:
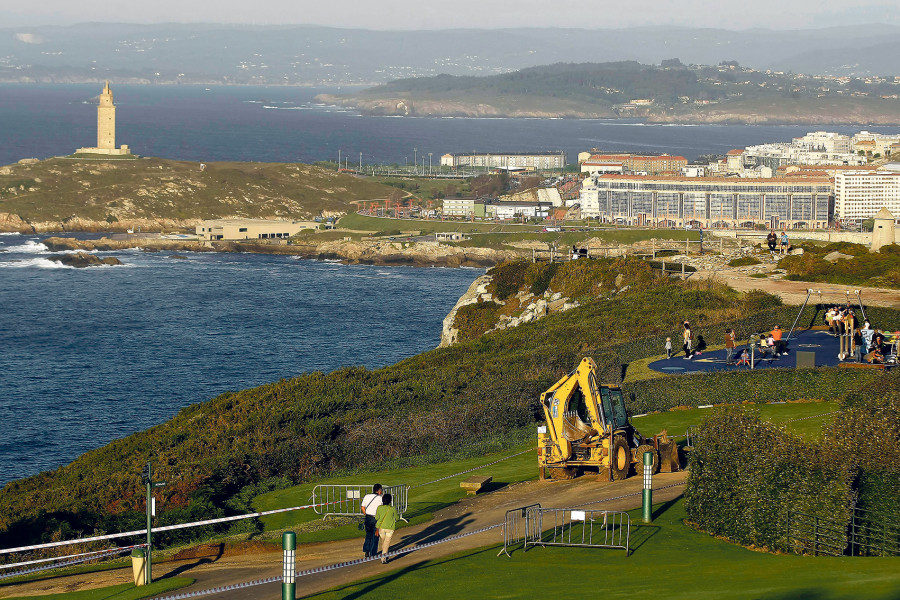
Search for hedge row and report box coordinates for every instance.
[685,407,853,551]
[686,375,900,554]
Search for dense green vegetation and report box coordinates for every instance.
[687,380,900,554]
[371,62,718,108]
[780,242,900,289]
[309,500,900,600]
[1,258,897,557]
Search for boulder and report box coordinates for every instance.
[49,252,123,268]
[823,251,854,263]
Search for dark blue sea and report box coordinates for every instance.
[0,234,476,484]
[2,84,898,167]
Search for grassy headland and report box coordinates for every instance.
[0,157,394,232]
[319,61,900,124]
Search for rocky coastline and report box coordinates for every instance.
[41,236,522,268]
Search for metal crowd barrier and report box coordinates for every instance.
[524,508,631,555]
[311,484,410,522]
[498,504,541,557]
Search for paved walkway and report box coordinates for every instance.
[1,472,688,600]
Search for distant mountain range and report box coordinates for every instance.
[1,23,900,85]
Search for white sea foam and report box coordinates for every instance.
[0,232,20,236]
[4,241,49,253]
[0,257,73,269]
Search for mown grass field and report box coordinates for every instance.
[337,213,701,246]
[309,499,900,600]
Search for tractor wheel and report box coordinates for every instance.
[611,436,630,480]
[547,466,579,480]
[634,444,660,476]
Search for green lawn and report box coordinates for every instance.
[3,577,193,600]
[338,213,701,245]
[254,402,836,546]
[305,499,900,600]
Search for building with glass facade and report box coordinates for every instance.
[579,175,833,229]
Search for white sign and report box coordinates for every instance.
[347,490,361,500]
[570,510,586,521]
[151,497,156,517]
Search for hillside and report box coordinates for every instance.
[3,24,900,84]
[0,157,393,232]
[2,257,899,551]
[320,61,900,124]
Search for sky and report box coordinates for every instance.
[1,0,899,29]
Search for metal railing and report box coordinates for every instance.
[848,508,900,557]
[524,508,630,555]
[498,504,541,557]
[310,484,410,522]
[785,511,847,556]
[786,508,899,557]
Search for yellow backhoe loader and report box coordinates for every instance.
[537,357,680,480]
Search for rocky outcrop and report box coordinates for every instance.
[49,252,123,268]
[439,274,493,347]
[439,273,581,347]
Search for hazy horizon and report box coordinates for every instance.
[2,0,899,30]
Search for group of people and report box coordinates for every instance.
[766,230,791,255]
[824,306,896,364]
[665,321,707,360]
[361,484,401,564]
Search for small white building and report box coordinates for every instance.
[492,201,552,220]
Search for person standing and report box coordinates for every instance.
[724,328,736,365]
[375,493,400,564]
[780,230,789,255]
[665,337,673,359]
[683,321,693,359]
[361,484,384,558]
[699,227,704,255]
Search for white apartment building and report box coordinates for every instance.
[440,152,566,170]
[852,131,900,156]
[793,131,852,154]
[744,142,866,170]
[834,170,900,223]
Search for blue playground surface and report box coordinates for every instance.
[649,328,849,374]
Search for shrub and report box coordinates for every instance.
[487,260,529,300]
[523,262,558,296]
[727,256,761,267]
[453,300,502,340]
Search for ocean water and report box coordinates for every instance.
[1,83,898,168]
[0,234,476,484]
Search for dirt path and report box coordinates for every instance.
[1,472,687,599]
[696,269,900,309]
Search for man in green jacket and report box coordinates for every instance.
[375,493,400,564]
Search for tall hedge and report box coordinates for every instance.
[685,373,900,555]
[685,407,854,551]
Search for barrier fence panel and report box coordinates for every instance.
[498,504,541,557]
[785,511,848,557]
[311,484,410,522]
[848,508,900,557]
[524,508,630,555]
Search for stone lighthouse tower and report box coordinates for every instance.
[97,81,116,150]
[76,81,131,156]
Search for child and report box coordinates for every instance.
[665,337,672,359]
